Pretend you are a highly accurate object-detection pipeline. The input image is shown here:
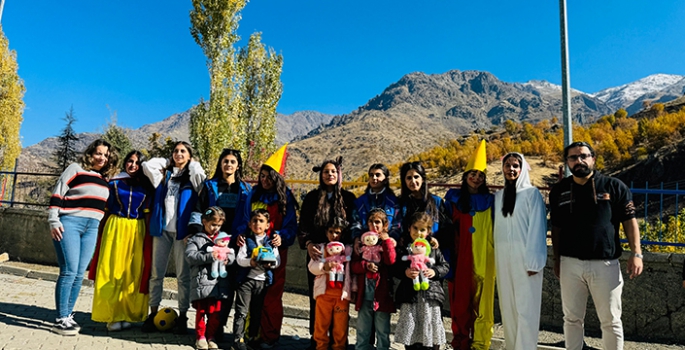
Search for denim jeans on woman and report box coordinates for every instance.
[52,215,100,319]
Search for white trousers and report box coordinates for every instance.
[560,256,624,350]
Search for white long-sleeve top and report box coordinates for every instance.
[236,234,281,281]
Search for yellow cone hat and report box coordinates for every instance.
[464,140,487,173]
[264,143,288,175]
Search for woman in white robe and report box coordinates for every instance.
[494,153,548,350]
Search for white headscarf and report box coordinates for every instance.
[503,152,533,191]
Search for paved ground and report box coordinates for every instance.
[1,262,683,350]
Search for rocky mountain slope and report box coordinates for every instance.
[286,70,614,179]
[19,70,685,180]
[591,73,685,112]
[18,110,332,172]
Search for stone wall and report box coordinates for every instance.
[2,207,684,342]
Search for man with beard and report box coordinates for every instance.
[549,141,643,350]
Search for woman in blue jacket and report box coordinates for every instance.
[351,163,400,240]
[189,148,251,341]
[140,141,206,334]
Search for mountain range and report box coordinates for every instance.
[19,70,685,179]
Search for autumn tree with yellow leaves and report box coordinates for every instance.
[0,25,25,170]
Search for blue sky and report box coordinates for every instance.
[3,0,685,146]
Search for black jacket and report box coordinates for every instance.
[393,241,450,306]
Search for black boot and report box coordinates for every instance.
[140,312,157,333]
[173,313,188,335]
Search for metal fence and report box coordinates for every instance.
[2,165,684,248]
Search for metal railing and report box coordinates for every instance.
[2,163,684,248]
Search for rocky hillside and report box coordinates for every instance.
[18,109,331,172]
[591,73,685,114]
[286,70,614,179]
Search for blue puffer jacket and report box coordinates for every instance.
[150,171,198,240]
[352,188,400,239]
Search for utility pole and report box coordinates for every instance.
[0,0,5,23]
[559,0,573,176]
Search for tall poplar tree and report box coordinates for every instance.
[189,0,283,177]
[0,26,25,171]
[238,32,283,175]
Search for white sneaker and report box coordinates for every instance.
[107,322,122,331]
[121,321,132,330]
[51,318,78,336]
[66,313,81,331]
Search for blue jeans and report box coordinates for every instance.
[356,299,391,350]
[52,215,100,319]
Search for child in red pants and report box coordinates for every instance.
[185,207,235,350]
[307,218,352,350]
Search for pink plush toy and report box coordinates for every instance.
[360,231,384,279]
[401,238,435,291]
[324,241,351,288]
[207,232,234,278]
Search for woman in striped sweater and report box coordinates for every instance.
[48,139,119,336]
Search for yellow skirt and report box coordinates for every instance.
[91,215,149,323]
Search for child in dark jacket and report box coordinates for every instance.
[185,207,235,350]
[393,212,449,350]
[232,209,281,350]
[351,208,397,350]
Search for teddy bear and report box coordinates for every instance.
[207,232,234,278]
[401,238,435,291]
[360,231,384,279]
[324,241,351,288]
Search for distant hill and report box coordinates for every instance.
[591,73,685,113]
[19,70,685,180]
[18,110,332,172]
[286,70,614,179]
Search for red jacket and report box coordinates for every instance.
[351,237,397,313]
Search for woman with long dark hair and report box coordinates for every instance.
[494,153,547,350]
[89,150,154,331]
[189,148,251,341]
[443,140,495,350]
[48,139,118,335]
[141,141,206,334]
[396,161,451,244]
[298,157,357,349]
[231,145,298,347]
[351,163,400,239]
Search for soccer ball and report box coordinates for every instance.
[154,307,178,331]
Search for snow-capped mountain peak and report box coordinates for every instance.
[520,80,585,97]
[591,73,685,109]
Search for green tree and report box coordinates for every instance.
[53,107,79,172]
[189,0,283,178]
[0,26,26,170]
[103,119,132,158]
[238,32,283,176]
[189,0,246,172]
[144,132,177,159]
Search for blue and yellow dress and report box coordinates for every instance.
[90,175,152,323]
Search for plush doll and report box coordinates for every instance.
[207,232,234,278]
[401,238,435,291]
[324,241,351,288]
[360,231,384,279]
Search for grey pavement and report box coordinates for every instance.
[1,265,682,350]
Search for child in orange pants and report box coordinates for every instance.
[307,218,352,350]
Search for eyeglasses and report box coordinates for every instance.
[567,153,593,161]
